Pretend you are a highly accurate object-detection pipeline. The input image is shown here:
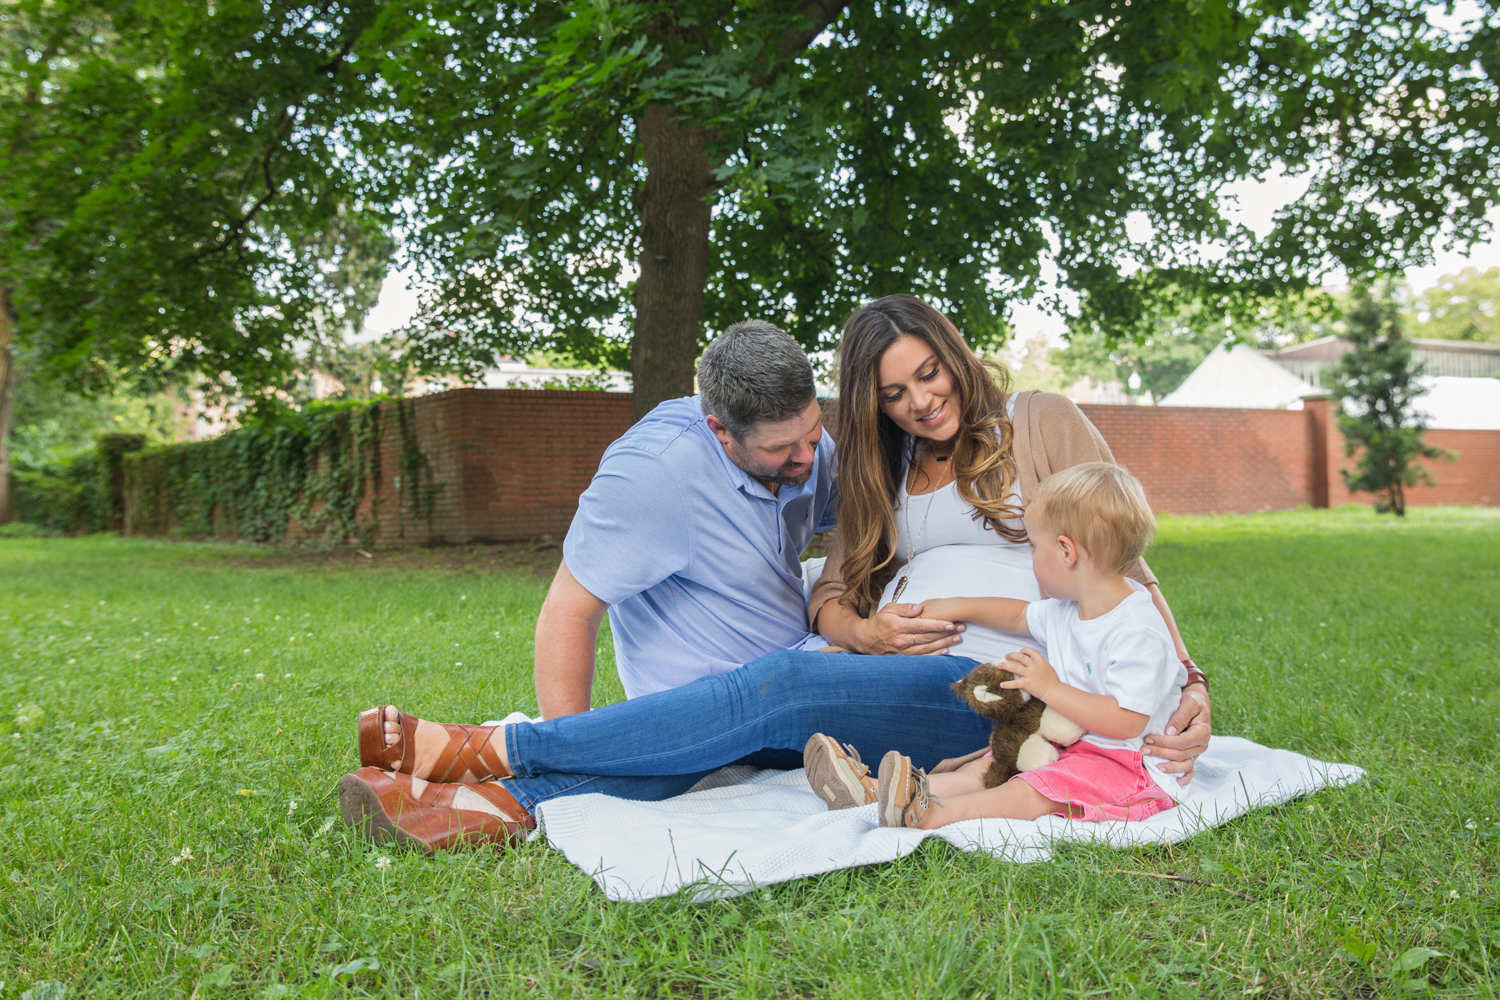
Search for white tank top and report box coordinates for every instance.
[879,408,1040,663]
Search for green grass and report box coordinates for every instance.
[1,507,1498,999]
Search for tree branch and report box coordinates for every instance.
[749,0,848,88]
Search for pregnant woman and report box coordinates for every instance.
[340,295,1211,850]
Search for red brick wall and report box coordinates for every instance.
[1418,430,1500,506]
[127,388,1498,545]
[1087,398,1497,514]
[356,389,634,546]
[395,392,1492,533]
[1080,405,1316,515]
[1300,396,1500,509]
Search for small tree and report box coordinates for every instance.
[1329,285,1452,516]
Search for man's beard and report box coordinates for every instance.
[727,442,814,487]
[758,463,814,487]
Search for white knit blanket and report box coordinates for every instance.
[531,736,1363,902]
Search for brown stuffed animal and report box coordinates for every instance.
[951,662,1087,788]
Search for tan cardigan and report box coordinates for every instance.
[806,390,1158,629]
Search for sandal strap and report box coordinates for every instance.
[465,781,537,830]
[429,724,509,783]
[416,780,535,831]
[361,709,511,782]
[393,711,425,775]
[358,706,405,770]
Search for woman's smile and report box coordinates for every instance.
[916,402,948,427]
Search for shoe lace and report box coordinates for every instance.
[842,742,871,778]
[912,768,942,813]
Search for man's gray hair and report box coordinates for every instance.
[698,320,816,439]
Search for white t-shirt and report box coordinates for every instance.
[1024,582,1189,799]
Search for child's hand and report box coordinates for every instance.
[918,598,962,622]
[1000,647,1061,700]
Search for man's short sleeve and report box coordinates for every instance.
[562,451,692,606]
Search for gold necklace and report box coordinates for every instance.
[891,449,952,603]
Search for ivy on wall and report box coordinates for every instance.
[124,399,438,546]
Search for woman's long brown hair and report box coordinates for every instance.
[833,294,1025,617]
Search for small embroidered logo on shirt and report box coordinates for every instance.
[1085,662,1093,675]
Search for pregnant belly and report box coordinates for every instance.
[879,543,1043,663]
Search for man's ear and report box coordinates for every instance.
[704,413,736,448]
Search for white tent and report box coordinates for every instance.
[1160,342,1317,409]
[1414,376,1500,430]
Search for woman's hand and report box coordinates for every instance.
[1142,683,1211,786]
[999,647,1060,699]
[856,601,966,655]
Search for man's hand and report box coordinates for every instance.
[534,559,609,719]
[857,601,965,655]
[999,647,1061,699]
[1142,683,1211,786]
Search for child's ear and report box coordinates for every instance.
[1057,533,1080,568]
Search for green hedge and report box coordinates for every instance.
[123,399,436,547]
[12,432,147,534]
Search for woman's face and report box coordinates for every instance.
[876,334,962,445]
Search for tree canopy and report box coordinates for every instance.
[1052,303,1226,402]
[370,0,1500,415]
[1407,266,1500,343]
[0,0,393,396]
[3,0,1498,425]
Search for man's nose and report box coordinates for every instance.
[789,438,816,466]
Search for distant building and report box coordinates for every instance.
[1264,336,1500,386]
[1159,343,1318,410]
[1065,375,1140,407]
[1159,339,1500,429]
[476,358,632,392]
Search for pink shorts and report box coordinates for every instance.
[1012,741,1176,822]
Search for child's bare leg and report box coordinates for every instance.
[911,778,1069,830]
[926,756,991,799]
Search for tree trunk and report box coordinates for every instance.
[0,285,15,525]
[629,104,715,422]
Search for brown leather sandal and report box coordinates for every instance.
[357,706,511,783]
[338,767,535,853]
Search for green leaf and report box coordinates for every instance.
[201,965,235,987]
[1394,947,1444,972]
[1337,933,1378,965]
[328,957,381,977]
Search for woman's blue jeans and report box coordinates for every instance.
[497,649,989,812]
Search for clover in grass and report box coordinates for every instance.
[15,703,44,733]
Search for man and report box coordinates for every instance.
[535,319,840,718]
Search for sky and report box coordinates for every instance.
[361,175,1500,350]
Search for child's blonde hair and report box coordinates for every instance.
[1030,462,1155,573]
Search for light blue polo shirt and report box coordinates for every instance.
[562,396,838,698]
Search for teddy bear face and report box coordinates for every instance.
[950,662,1034,722]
